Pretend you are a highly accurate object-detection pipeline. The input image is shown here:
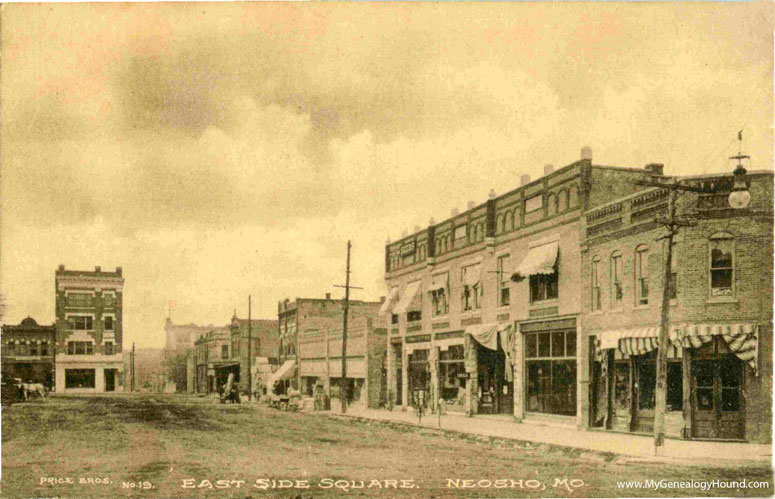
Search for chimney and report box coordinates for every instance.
[488,189,497,199]
[116,267,122,276]
[644,163,664,176]
[58,264,65,272]
[451,208,459,217]
[581,146,593,161]
[325,293,331,300]
[466,201,475,210]
[544,164,554,176]
[95,266,101,273]
[520,174,531,186]
[380,295,386,303]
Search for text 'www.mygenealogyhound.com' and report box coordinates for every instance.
[617,479,770,492]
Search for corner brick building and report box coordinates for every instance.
[581,171,773,443]
[54,265,125,393]
[276,296,385,407]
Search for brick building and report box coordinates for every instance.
[1,317,56,389]
[581,170,773,443]
[276,295,383,403]
[54,265,125,393]
[381,149,665,424]
[191,313,279,395]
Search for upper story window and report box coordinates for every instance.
[221,345,229,360]
[70,316,93,330]
[104,316,114,330]
[497,255,510,307]
[407,310,422,322]
[591,256,601,311]
[391,314,399,325]
[635,245,649,306]
[103,293,115,308]
[558,190,568,212]
[461,264,482,311]
[611,251,623,308]
[547,193,557,216]
[430,273,449,317]
[67,293,93,308]
[665,240,678,300]
[41,341,49,356]
[29,342,38,356]
[232,336,240,357]
[67,341,93,355]
[104,342,114,355]
[530,271,558,302]
[710,234,734,298]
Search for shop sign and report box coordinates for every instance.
[399,241,416,257]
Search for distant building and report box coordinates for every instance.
[124,348,165,392]
[1,317,56,389]
[163,319,216,391]
[190,313,280,396]
[54,265,125,393]
[276,295,384,406]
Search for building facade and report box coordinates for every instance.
[277,295,383,399]
[193,327,231,394]
[54,265,125,393]
[1,317,56,389]
[381,151,665,426]
[228,313,279,395]
[297,316,387,408]
[580,171,773,443]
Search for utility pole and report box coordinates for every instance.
[247,294,252,401]
[131,342,136,392]
[333,241,363,414]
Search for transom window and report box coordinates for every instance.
[635,246,649,306]
[710,234,734,298]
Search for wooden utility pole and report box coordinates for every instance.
[131,342,136,392]
[653,186,677,450]
[333,241,363,414]
[247,295,252,401]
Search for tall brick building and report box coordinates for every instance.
[581,171,773,443]
[276,295,384,406]
[381,149,664,421]
[54,265,125,393]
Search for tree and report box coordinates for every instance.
[164,351,188,392]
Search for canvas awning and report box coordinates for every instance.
[379,287,400,316]
[267,359,296,387]
[429,273,448,293]
[464,322,511,351]
[393,281,422,314]
[669,323,759,373]
[462,265,482,287]
[513,242,558,278]
[596,327,660,356]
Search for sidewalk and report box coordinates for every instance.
[325,406,772,466]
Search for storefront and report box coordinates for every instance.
[591,323,759,440]
[463,323,515,416]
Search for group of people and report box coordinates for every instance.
[219,380,240,404]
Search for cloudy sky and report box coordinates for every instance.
[1,3,772,348]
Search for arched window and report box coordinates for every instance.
[496,214,504,234]
[610,250,623,308]
[436,240,442,255]
[709,233,735,299]
[635,245,649,306]
[478,223,485,241]
[505,211,513,231]
[591,256,601,311]
[569,185,579,208]
[547,193,557,216]
[513,208,520,228]
[558,190,568,212]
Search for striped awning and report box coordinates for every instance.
[669,323,759,373]
[378,287,400,316]
[596,327,660,355]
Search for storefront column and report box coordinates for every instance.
[401,345,409,409]
[578,328,590,429]
[681,347,692,438]
[512,332,523,421]
[386,337,394,406]
[429,346,439,413]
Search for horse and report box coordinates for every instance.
[21,382,47,401]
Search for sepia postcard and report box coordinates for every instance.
[0,2,773,498]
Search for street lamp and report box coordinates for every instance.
[639,134,751,453]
